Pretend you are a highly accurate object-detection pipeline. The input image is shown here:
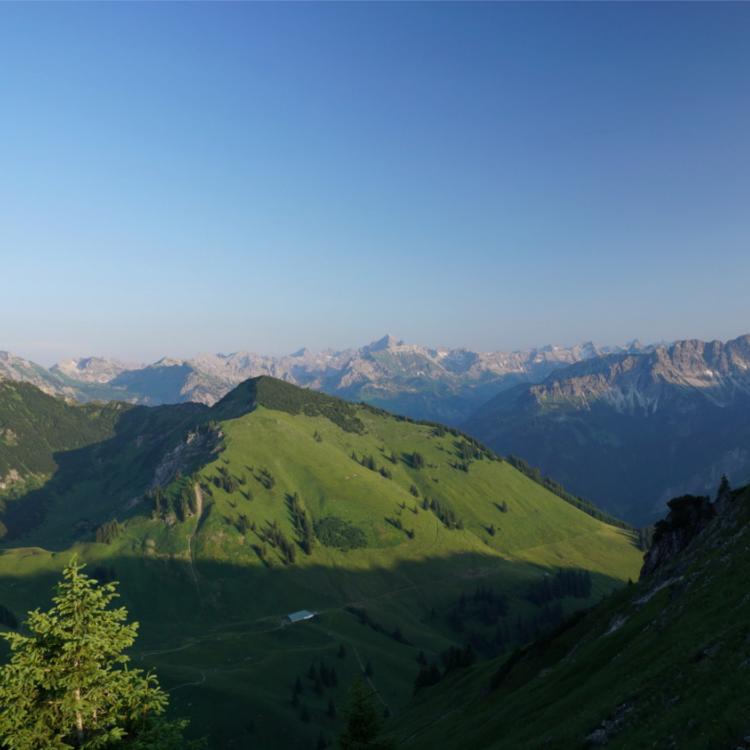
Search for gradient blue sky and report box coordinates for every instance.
[1,3,749,365]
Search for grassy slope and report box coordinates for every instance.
[0,378,642,749]
[392,486,750,750]
[0,381,124,478]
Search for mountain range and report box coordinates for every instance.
[0,335,645,424]
[5,334,750,525]
[464,334,750,524]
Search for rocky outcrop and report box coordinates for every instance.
[150,427,222,489]
[640,495,716,578]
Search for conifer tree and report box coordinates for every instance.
[0,559,198,750]
[338,679,393,750]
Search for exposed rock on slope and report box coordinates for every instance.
[639,494,715,578]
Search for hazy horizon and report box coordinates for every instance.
[2,3,749,364]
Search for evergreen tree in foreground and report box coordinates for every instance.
[0,559,200,750]
[338,679,393,750]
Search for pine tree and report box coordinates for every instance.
[338,679,393,750]
[0,559,198,749]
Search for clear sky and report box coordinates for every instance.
[1,3,749,365]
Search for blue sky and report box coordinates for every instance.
[1,3,749,364]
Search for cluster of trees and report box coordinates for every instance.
[234,513,251,535]
[288,492,315,554]
[384,515,416,540]
[413,644,477,694]
[309,661,339,692]
[212,464,242,494]
[454,439,489,463]
[314,516,367,550]
[345,606,411,645]
[147,482,198,524]
[350,452,393,479]
[292,660,340,712]
[451,602,567,656]
[441,643,477,673]
[252,466,275,490]
[421,497,463,530]
[94,519,122,544]
[409,452,425,469]
[450,439,491,472]
[514,602,565,643]
[447,586,510,632]
[525,568,592,605]
[250,376,365,433]
[256,520,296,565]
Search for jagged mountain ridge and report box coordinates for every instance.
[0,336,646,422]
[465,334,750,523]
[517,334,750,412]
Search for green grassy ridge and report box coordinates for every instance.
[212,376,365,432]
[0,376,631,543]
[391,486,750,750]
[0,377,643,748]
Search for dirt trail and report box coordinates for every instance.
[351,643,389,712]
